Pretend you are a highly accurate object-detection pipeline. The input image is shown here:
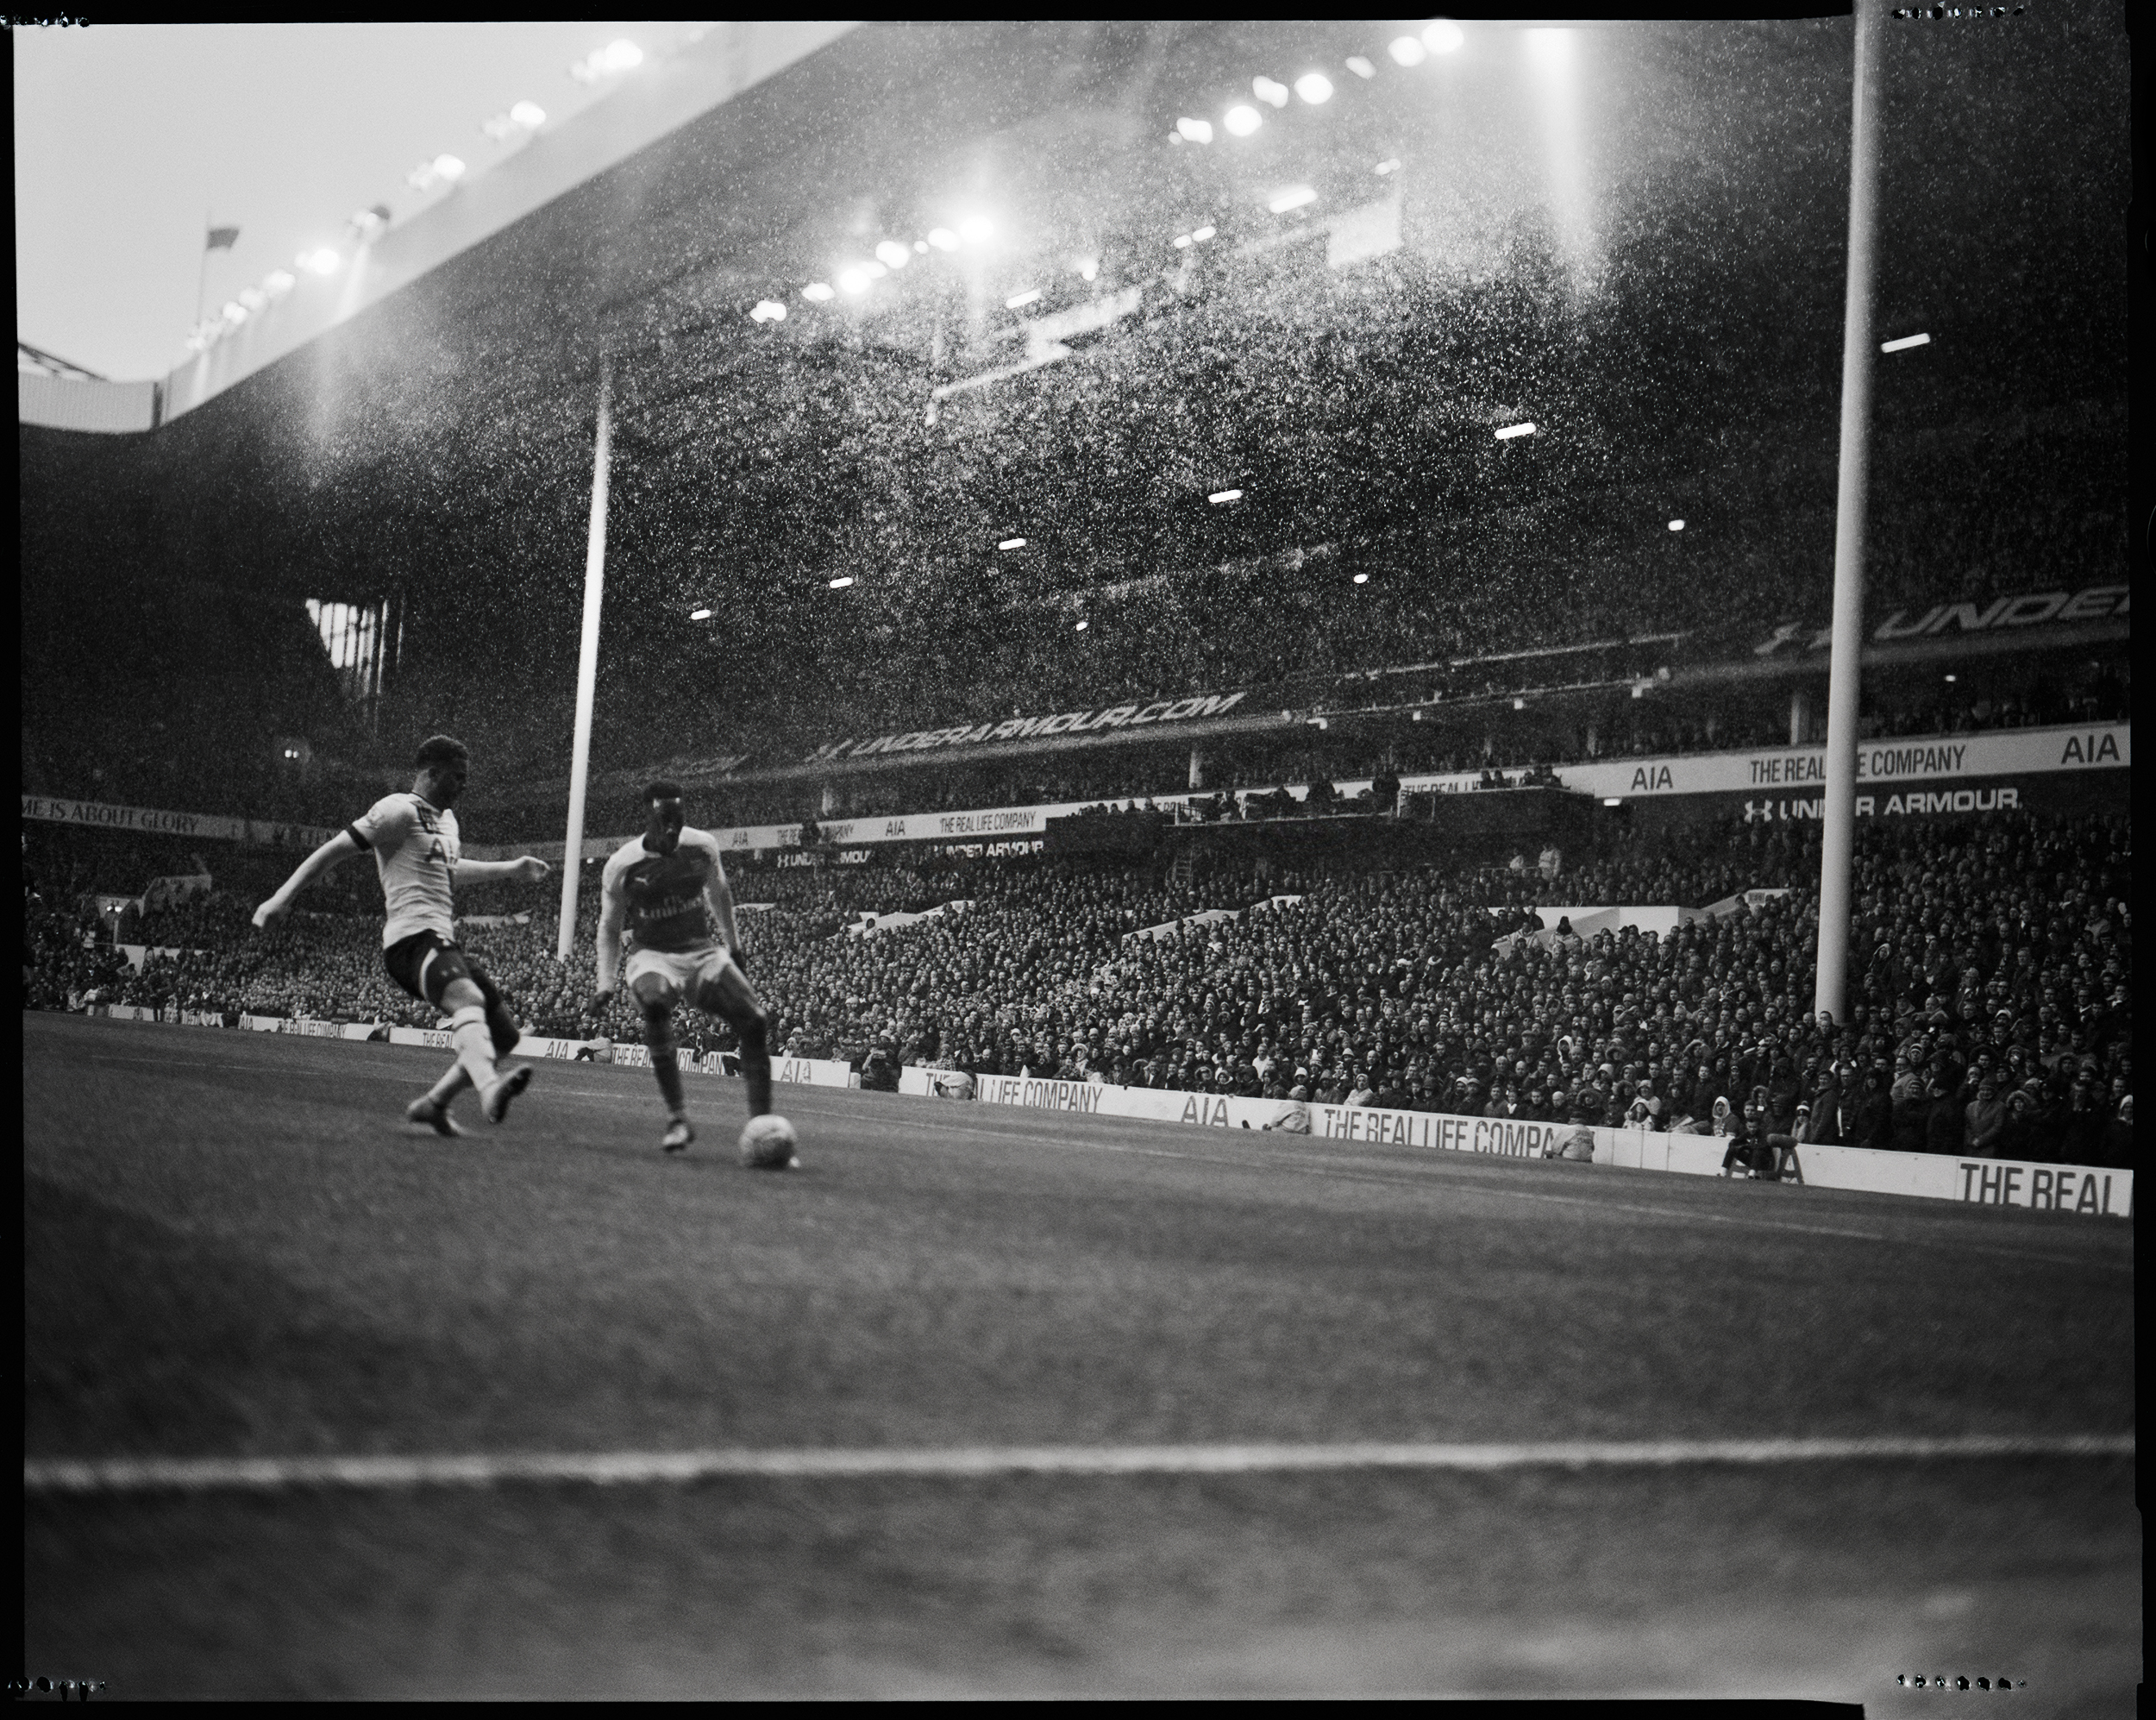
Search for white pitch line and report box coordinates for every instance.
[22,1433,2132,1497]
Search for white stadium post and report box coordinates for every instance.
[1814,0,1883,1030]
[558,355,613,962]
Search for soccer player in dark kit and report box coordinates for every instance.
[253,734,550,1133]
[593,781,794,1165]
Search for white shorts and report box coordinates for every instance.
[622,943,737,1004]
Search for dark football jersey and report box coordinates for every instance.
[601,828,724,953]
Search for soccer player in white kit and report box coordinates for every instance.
[252,734,551,1133]
[593,781,787,1160]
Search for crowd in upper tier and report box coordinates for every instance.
[23,808,2131,1166]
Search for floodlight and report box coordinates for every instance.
[1603,797,1623,807]
[1375,158,1401,175]
[1881,331,1931,353]
[238,287,266,311]
[1075,620,1089,631]
[599,39,642,72]
[926,227,960,251]
[1224,104,1262,136]
[1192,225,1216,242]
[874,240,911,269]
[862,260,888,279]
[263,270,296,296]
[1388,36,1426,66]
[837,268,870,295]
[1253,76,1289,108]
[1494,421,1536,440]
[433,154,467,182]
[511,100,546,127]
[1513,697,1526,711]
[688,607,713,621]
[999,537,1027,550]
[300,248,342,276]
[1422,18,1464,53]
[221,300,248,325]
[1295,72,1333,104]
[1268,185,1319,214]
[749,300,787,323]
[829,576,855,590]
[956,215,993,243]
[1345,55,1376,78]
[1668,518,1686,531]
[406,163,440,190]
[349,206,387,238]
[1006,288,1041,309]
[1208,488,1243,505]
[1352,572,1369,584]
[483,114,518,141]
[802,281,835,302]
[1079,259,1099,280]
[1174,234,1193,249]
[1176,116,1213,143]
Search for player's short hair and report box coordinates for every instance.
[415,734,469,768]
[644,780,685,805]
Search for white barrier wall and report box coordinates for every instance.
[899,1067,2131,1218]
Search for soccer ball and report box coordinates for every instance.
[738,1114,799,1170]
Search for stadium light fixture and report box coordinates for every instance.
[1006,288,1042,309]
[688,607,713,621]
[220,300,248,325]
[1269,186,1319,214]
[1174,234,1194,249]
[263,269,296,297]
[862,260,889,279]
[238,286,266,311]
[836,267,871,295]
[1209,488,1244,505]
[348,206,388,240]
[1192,225,1216,242]
[1352,572,1369,584]
[1943,673,1957,682]
[999,537,1027,550]
[1295,72,1333,104]
[914,239,928,254]
[511,100,546,127]
[749,300,787,323]
[1075,619,1089,631]
[802,281,835,302]
[483,113,518,141]
[1881,331,1931,353]
[1224,104,1262,136]
[1375,158,1401,176]
[600,39,642,72]
[956,215,993,244]
[874,240,911,269]
[1513,697,1526,711]
[1177,116,1214,143]
[1668,518,1686,531]
[1422,18,1465,53]
[1603,797,1623,807]
[1495,421,1536,440]
[433,154,467,182]
[1079,258,1099,280]
[299,247,342,276]
[926,226,960,251]
[1388,35,1427,66]
[1253,76,1290,108]
[1345,55,1376,78]
[829,576,856,590]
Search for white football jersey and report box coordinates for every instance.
[348,793,460,947]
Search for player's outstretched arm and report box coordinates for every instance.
[254,831,362,927]
[707,857,745,967]
[593,869,628,1007]
[455,856,551,886]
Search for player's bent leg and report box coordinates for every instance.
[472,964,521,1058]
[632,974,691,1144]
[440,976,530,1125]
[699,965,773,1119]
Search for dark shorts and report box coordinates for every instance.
[383,930,496,1011]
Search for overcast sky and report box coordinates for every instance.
[14,22,711,381]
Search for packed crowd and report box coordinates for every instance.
[26,807,2130,1168]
